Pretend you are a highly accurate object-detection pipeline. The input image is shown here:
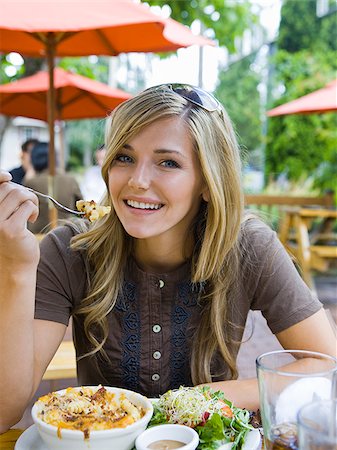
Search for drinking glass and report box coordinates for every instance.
[256,350,337,450]
[297,399,337,450]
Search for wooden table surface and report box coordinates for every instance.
[0,429,23,450]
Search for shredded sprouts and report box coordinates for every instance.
[158,387,231,427]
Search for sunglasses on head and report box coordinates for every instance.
[148,83,221,113]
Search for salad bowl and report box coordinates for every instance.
[148,386,260,450]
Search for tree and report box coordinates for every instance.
[215,53,263,168]
[59,57,109,170]
[277,0,319,53]
[265,0,337,192]
[144,0,256,52]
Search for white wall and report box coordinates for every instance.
[0,117,50,170]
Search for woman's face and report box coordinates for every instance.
[108,117,207,243]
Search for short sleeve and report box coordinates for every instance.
[243,220,322,334]
[34,225,87,326]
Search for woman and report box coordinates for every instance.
[0,84,335,432]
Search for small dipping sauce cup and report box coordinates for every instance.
[135,424,199,450]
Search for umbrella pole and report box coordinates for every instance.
[46,34,58,229]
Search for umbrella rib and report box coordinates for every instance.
[30,31,77,46]
[60,91,112,115]
[60,92,87,108]
[95,29,118,55]
[1,91,46,108]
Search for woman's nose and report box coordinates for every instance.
[128,165,150,190]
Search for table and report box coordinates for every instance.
[279,207,337,290]
[0,428,265,449]
[0,429,23,449]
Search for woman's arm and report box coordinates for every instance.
[200,378,259,411]
[0,171,66,432]
[201,309,336,412]
[276,308,337,357]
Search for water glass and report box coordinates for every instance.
[256,350,337,450]
[297,399,337,449]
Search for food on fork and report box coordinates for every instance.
[76,199,111,222]
[35,385,145,439]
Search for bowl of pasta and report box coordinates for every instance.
[31,385,153,450]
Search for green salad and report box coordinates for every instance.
[149,386,253,450]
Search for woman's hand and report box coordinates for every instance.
[0,170,40,268]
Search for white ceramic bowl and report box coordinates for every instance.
[31,386,153,450]
[135,424,199,450]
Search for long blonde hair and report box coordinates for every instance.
[71,86,244,383]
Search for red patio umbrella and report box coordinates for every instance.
[0,68,131,121]
[267,79,337,117]
[0,0,213,177]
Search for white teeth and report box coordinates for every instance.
[127,200,162,210]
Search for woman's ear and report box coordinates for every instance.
[201,187,210,202]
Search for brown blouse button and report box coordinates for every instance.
[152,373,160,381]
[153,351,161,360]
[159,279,165,288]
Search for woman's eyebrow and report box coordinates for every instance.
[154,149,186,159]
[122,144,186,158]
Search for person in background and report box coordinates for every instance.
[0,84,336,432]
[23,142,82,233]
[9,138,39,184]
[81,144,107,202]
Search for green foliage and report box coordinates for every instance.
[215,54,263,168]
[58,57,109,169]
[278,0,319,52]
[266,108,337,191]
[0,55,44,84]
[59,57,109,83]
[0,55,24,84]
[144,0,257,52]
[266,2,337,193]
[318,5,337,52]
[65,118,106,171]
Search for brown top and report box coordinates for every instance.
[35,219,322,398]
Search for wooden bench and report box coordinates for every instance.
[244,193,336,291]
[281,207,337,290]
[244,192,335,229]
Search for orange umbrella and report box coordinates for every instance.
[0,0,212,56]
[0,0,213,177]
[267,79,337,117]
[0,68,131,121]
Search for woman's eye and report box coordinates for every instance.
[114,154,133,163]
[160,160,180,168]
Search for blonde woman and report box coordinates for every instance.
[0,84,335,432]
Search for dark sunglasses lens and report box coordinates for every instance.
[170,84,219,112]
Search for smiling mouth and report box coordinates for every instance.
[126,200,163,210]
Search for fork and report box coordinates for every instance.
[10,182,85,216]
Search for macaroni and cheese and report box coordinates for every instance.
[36,385,145,439]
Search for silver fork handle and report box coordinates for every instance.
[25,186,85,216]
[8,181,85,216]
